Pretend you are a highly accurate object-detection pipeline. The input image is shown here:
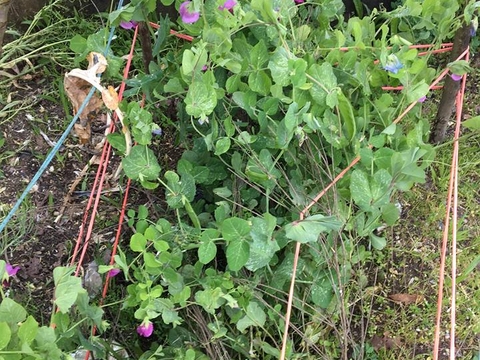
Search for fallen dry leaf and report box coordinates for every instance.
[74,122,91,144]
[64,74,103,123]
[388,293,424,305]
[371,332,402,351]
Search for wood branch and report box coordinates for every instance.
[139,21,153,75]
[430,23,471,144]
[0,0,11,54]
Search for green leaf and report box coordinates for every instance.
[285,214,342,243]
[382,203,400,226]
[203,28,232,55]
[337,90,356,141]
[250,40,269,70]
[164,171,196,209]
[181,49,206,77]
[162,309,182,326]
[138,205,149,220]
[311,275,333,308]
[405,80,429,103]
[236,301,266,332]
[350,169,371,210]
[308,62,337,108]
[214,137,231,155]
[152,15,170,57]
[226,240,250,271]
[463,115,480,130]
[198,241,217,265]
[53,267,86,313]
[69,34,87,53]
[370,233,387,250]
[457,254,480,283]
[0,322,11,350]
[164,78,184,93]
[371,169,392,206]
[248,70,272,96]
[122,145,161,182]
[0,298,27,324]
[130,233,147,252]
[18,316,38,345]
[195,288,225,314]
[185,81,217,121]
[106,133,127,154]
[221,217,251,242]
[447,60,471,75]
[245,214,279,271]
[35,325,57,345]
[268,47,291,86]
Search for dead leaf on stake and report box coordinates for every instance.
[64,74,103,124]
[101,86,119,111]
[388,293,424,305]
[87,52,108,74]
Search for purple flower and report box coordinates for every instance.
[3,263,19,288]
[137,319,154,337]
[120,21,138,30]
[450,73,462,82]
[108,268,121,277]
[418,96,427,103]
[179,1,200,24]
[219,0,237,10]
[6,264,20,276]
[383,54,403,74]
[294,0,304,3]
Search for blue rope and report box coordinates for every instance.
[0,0,125,233]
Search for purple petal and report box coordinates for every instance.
[294,0,305,3]
[108,268,121,277]
[450,73,462,82]
[6,264,20,276]
[219,0,237,10]
[179,1,200,24]
[137,321,154,337]
[418,96,427,103]
[120,21,138,30]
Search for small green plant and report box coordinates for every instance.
[0,261,112,359]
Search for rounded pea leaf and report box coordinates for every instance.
[214,138,231,156]
[370,233,387,250]
[0,322,11,349]
[0,298,27,324]
[130,233,147,252]
[311,277,333,309]
[198,241,217,264]
[185,81,217,120]
[236,301,266,332]
[221,217,251,242]
[18,316,38,345]
[122,145,161,182]
[226,240,250,271]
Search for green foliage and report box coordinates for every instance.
[65,0,478,357]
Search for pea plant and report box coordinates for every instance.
[98,0,480,357]
[0,0,471,359]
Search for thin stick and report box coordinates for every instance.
[432,47,469,360]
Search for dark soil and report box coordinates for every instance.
[0,72,183,326]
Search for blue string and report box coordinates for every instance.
[0,0,124,234]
